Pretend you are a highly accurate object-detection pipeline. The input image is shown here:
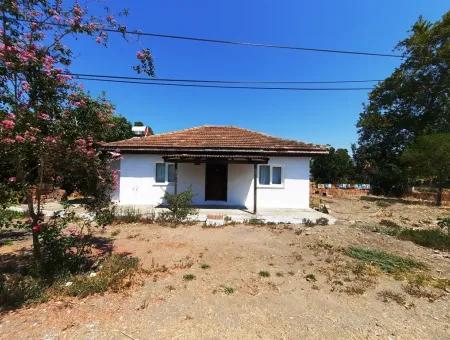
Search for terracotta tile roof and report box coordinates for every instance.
[101,125,328,155]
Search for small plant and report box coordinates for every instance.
[161,188,197,224]
[246,218,265,225]
[223,286,235,295]
[0,274,46,310]
[402,283,443,302]
[302,218,315,227]
[305,273,317,282]
[276,272,284,277]
[259,271,270,277]
[398,228,449,251]
[58,255,140,298]
[345,246,426,274]
[115,207,142,224]
[315,217,329,226]
[200,263,210,269]
[377,290,406,305]
[183,273,196,281]
[111,229,120,236]
[437,217,450,235]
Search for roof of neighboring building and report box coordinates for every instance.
[100,125,328,155]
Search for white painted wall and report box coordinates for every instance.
[116,155,310,209]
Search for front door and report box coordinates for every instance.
[205,163,227,201]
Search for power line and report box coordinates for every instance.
[69,72,383,84]
[74,76,374,91]
[19,19,403,58]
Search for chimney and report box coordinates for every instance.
[131,125,149,137]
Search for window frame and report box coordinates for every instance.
[257,164,284,188]
[154,162,176,185]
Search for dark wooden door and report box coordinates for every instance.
[205,163,228,201]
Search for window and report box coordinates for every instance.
[259,165,271,185]
[272,166,282,185]
[155,163,176,184]
[258,165,283,186]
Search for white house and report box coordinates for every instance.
[101,126,328,213]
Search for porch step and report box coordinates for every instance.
[205,214,225,227]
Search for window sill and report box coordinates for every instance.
[257,184,284,189]
[153,182,175,187]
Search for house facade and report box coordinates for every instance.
[101,126,328,212]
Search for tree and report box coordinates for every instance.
[311,147,355,183]
[0,0,154,268]
[401,134,450,206]
[353,11,450,196]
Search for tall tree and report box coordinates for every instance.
[0,0,154,266]
[401,134,450,206]
[311,147,355,183]
[353,11,450,196]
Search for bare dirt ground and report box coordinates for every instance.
[1,196,449,339]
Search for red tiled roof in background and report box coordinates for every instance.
[101,125,328,154]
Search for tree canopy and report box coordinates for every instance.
[353,11,450,196]
[401,134,450,205]
[311,148,355,183]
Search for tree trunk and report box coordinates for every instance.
[436,186,443,207]
[26,189,41,267]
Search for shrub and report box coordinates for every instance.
[95,205,116,227]
[259,271,270,277]
[58,255,140,298]
[161,188,197,224]
[345,246,426,274]
[183,273,196,281]
[397,228,450,251]
[0,274,45,310]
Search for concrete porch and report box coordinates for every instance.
[118,204,335,226]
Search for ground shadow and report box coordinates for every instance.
[0,230,30,246]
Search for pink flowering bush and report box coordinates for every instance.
[0,0,152,274]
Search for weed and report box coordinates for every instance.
[200,263,210,269]
[287,271,295,276]
[126,233,140,239]
[57,255,140,298]
[345,246,426,274]
[259,271,270,277]
[402,283,444,302]
[246,218,265,225]
[111,229,120,237]
[0,274,46,310]
[223,286,235,295]
[115,207,142,224]
[305,273,317,282]
[276,272,284,277]
[315,217,329,226]
[166,285,176,291]
[344,283,367,295]
[377,290,406,305]
[183,274,195,281]
[302,218,315,226]
[397,228,449,251]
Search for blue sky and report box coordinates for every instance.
[69,1,448,150]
